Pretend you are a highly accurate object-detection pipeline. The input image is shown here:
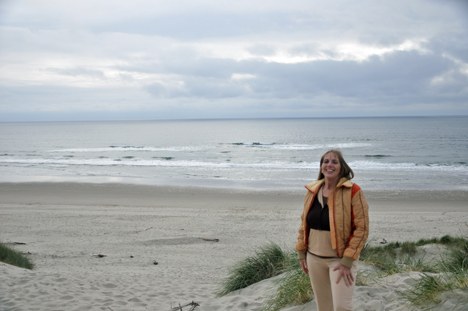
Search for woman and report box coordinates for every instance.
[296,149,369,311]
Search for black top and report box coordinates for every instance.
[306,194,330,231]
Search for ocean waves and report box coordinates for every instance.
[51,146,209,152]
[2,117,467,190]
[51,142,373,153]
[246,142,372,150]
[1,157,467,172]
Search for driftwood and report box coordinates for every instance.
[92,254,107,258]
[202,238,219,242]
[171,301,200,311]
[14,242,27,245]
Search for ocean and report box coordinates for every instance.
[0,117,467,191]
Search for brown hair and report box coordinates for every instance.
[317,149,354,180]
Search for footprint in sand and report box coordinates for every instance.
[103,283,118,289]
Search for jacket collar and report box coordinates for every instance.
[305,177,353,193]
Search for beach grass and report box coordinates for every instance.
[219,235,468,310]
[400,236,468,308]
[262,259,312,311]
[359,240,438,276]
[217,243,313,310]
[216,243,292,297]
[0,242,34,269]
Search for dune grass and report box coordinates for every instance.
[217,243,312,310]
[218,235,468,311]
[216,243,292,297]
[262,260,312,311]
[400,236,468,308]
[359,239,439,276]
[0,242,34,269]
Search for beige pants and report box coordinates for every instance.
[306,253,358,311]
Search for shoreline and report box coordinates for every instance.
[1,181,468,212]
[2,173,468,192]
[1,182,468,310]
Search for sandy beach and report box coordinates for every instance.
[1,182,468,311]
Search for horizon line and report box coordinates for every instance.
[1,114,467,123]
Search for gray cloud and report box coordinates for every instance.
[0,0,467,121]
[134,50,463,106]
[49,67,106,79]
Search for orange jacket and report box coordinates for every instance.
[296,177,369,268]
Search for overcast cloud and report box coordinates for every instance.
[0,0,467,121]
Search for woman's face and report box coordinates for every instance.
[321,152,341,180]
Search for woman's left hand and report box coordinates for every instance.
[333,263,354,287]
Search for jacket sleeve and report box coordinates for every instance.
[342,188,369,266]
[296,207,306,259]
[296,186,318,260]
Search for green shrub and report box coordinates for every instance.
[0,242,34,269]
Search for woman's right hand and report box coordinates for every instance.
[300,258,308,274]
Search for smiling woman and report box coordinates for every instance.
[297,149,369,311]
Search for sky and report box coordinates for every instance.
[0,0,467,121]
